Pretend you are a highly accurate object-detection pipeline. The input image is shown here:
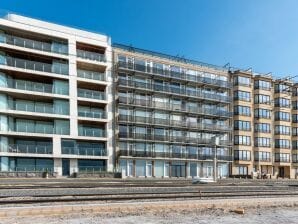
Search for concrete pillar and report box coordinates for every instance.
[54,158,62,176]
[69,159,78,175]
[52,136,61,157]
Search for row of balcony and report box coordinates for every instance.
[118,115,231,131]
[119,133,231,146]
[118,62,231,88]
[118,79,231,103]
[77,49,106,62]
[0,55,69,75]
[118,150,232,161]
[77,69,106,81]
[77,88,106,100]
[118,96,232,118]
[0,144,107,156]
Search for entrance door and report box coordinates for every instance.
[128,161,133,177]
[62,159,70,176]
[279,167,285,178]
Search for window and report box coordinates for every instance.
[236,166,248,175]
[234,76,250,86]
[234,105,251,116]
[275,125,290,135]
[254,94,271,104]
[293,141,298,150]
[254,123,270,133]
[234,91,250,101]
[254,80,271,90]
[234,120,251,131]
[234,135,251,145]
[275,111,290,121]
[254,108,271,119]
[293,127,298,136]
[275,153,290,162]
[254,137,271,147]
[254,151,271,162]
[275,139,290,149]
[293,101,298,110]
[293,88,298,96]
[234,150,251,161]
[274,98,290,108]
[275,83,290,93]
[293,114,298,123]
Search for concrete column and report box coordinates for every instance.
[69,159,78,175]
[52,136,61,157]
[68,38,78,137]
[54,158,62,176]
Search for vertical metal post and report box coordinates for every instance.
[213,136,219,182]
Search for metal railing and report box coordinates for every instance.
[0,33,68,54]
[78,126,105,137]
[77,49,106,62]
[78,88,105,100]
[78,166,107,173]
[118,96,232,118]
[77,69,105,81]
[118,114,231,131]
[62,147,107,156]
[118,61,231,88]
[118,150,232,161]
[118,79,231,103]
[0,55,69,75]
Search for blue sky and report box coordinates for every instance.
[2,0,298,78]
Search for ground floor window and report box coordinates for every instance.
[78,159,106,172]
[0,157,53,172]
[237,166,248,175]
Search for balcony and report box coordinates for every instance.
[77,49,106,62]
[78,126,105,137]
[0,55,69,75]
[118,79,231,103]
[0,78,69,95]
[77,69,105,81]
[254,158,271,162]
[118,61,231,88]
[78,110,106,119]
[0,33,68,55]
[62,147,107,156]
[118,96,232,118]
[78,88,105,100]
[1,143,52,154]
[118,150,232,161]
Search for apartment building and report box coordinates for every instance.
[113,44,233,178]
[232,69,298,178]
[0,13,113,176]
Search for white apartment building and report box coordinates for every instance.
[0,13,113,176]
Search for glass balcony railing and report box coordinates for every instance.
[0,33,68,54]
[78,111,106,119]
[0,56,69,75]
[3,144,53,154]
[62,146,107,156]
[78,88,105,100]
[118,61,231,88]
[118,79,231,103]
[118,96,232,118]
[12,103,69,115]
[77,49,106,62]
[78,126,105,137]
[0,79,69,95]
[77,69,105,81]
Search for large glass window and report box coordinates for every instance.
[275,83,290,93]
[254,123,270,133]
[254,108,271,119]
[275,139,290,149]
[274,98,291,108]
[234,120,251,131]
[78,159,106,172]
[254,80,271,90]
[275,153,290,162]
[275,125,290,135]
[274,111,290,121]
[234,105,251,116]
[234,135,251,145]
[254,137,271,147]
[234,150,251,161]
[234,76,250,86]
[254,94,271,104]
[234,91,250,101]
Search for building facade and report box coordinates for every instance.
[1,13,298,178]
[113,44,233,178]
[231,69,298,178]
[0,13,114,176]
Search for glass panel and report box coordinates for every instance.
[55,120,70,135]
[53,80,69,95]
